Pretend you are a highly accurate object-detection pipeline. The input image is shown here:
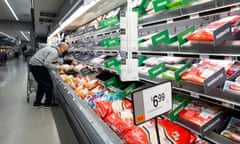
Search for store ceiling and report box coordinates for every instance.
[0,0,126,44]
[0,0,67,43]
[0,0,31,42]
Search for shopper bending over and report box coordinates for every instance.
[29,42,69,107]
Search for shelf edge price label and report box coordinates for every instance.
[190,91,200,99]
[132,81,172,125]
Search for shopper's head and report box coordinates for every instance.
[58,42,69,55]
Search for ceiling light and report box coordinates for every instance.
[20,31,29,41]
[31,0,34,8]
[0,31,15,40]
[4,0,19,21]
[48,1,98,39]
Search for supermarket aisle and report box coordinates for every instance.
[0,58,78,144]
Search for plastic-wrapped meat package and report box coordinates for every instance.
[94,108,102,118]
[119,109,133,120]
[221,117,240,143]
[85,94,101,108]
[86,79,99,89]
[111,100,133,113]
[70,78,78,89]
[140,120,158,144]
[74,88,89,99]
[94,100,113,119]
[138,66,151,75]
[178,101,220,126]
[143,57,163,66]
[158,119,196,144]
[90,56,106,64]
[207,15,240,27]
[104,112,135,137]
[187,27,216,42]
[199,60,234,70]
[181,60,234,84]
[123,126,150,144]
[118,110,135,133]
[223,80,240,95]
[181,66,211,84]
[76,76,87,86]
[160,56,185,64]
[73,64,86,72]
[187,15,240,42]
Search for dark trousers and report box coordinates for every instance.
[29,65,53,105]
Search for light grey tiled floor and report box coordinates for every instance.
[0,57,78,144]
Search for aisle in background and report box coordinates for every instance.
[0,57,78,144]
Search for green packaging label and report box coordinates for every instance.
[106,37,120,47]
[177,26,195,47]
[104,77,118,88]
[169,95,191,121]
[120,83,136,99]
[100,38,111,47]
[148,62,166,79]
[104,57,119,68]
[166,35,178,44]
[138,55,147,66]
[151,29,169,46]
[152,0,171,12]
[100,16,119,28]
[174,63,191,82]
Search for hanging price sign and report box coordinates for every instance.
[132,81,172,125]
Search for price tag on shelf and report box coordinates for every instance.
[190,91,200,99]
[132,81,172,125]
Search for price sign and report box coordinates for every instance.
[132,81,172,125]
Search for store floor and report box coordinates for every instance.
[0,57,78,144]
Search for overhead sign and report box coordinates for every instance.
[40,12,56,17]
[132,81,172,125]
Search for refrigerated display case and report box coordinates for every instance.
[50,0,240,144]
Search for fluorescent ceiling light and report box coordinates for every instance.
[20,31,29,41]
[48,1,98,39]
[4,0,19,21]
[0,31,15,40]
[31,0,34,8]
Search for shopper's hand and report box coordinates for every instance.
[59,64,73,71]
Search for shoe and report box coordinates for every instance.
[44,103,59,107]
[33,102,44,107]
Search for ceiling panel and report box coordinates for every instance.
[0,0,67,42]
[0,0,17,20]
[0,0,31,21]
[8,0,32,21]
[34,0,65,37]
[0,0,31,41]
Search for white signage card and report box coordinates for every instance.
[133,81,172,125]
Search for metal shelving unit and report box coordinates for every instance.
[139,0,240,26]
[66,49,240,143]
